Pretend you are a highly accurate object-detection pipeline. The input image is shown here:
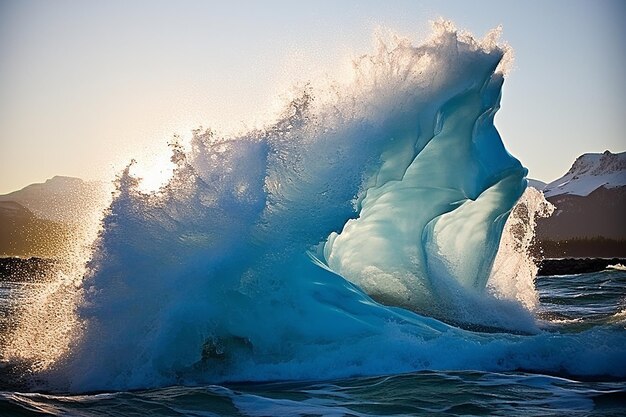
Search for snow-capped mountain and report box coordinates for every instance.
[534,150,626,256]
[543,150,626,198]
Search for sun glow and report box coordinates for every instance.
[122,119,201,194]
[128,152,176,193]
[127,141,181,194]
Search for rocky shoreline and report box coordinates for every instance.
[536,257,626,276]
[0,257,56,281]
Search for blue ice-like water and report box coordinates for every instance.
[2,22,625,397]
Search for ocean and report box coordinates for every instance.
[1,269,625,416]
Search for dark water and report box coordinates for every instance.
[1,268,625,416]
[535,267,626,330]
[2,372,626,417]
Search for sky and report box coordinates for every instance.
[0,0,625,193]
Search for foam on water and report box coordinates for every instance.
[3,21,625,392]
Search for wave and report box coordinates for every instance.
[3,21,625,392]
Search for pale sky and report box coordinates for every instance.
[1,0,625,193]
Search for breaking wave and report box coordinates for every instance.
[3,21,625,392]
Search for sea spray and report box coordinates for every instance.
[489,186,555,310]
[0,180,112,379]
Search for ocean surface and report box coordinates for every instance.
[1,269,625,416]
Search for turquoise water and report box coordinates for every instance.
[2,269,625,416]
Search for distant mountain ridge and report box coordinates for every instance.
[0,176,108,224]
[543,150,626,198]
[533,150,626,257]
[0,176,110,257]
[536,186,626,241]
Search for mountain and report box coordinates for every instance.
[527,179,546,191]
[543,150,626,198]
[534,151,626,257]
[536,186,626,240]
[0,176,110,258]
[0,176,109,224]
[0,201,70,258]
